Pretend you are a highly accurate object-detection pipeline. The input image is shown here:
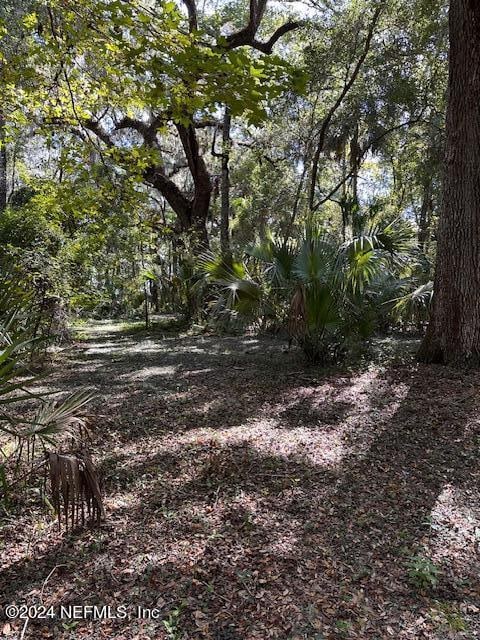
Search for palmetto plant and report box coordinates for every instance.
[8,389,95,449]
[0,264,101,525]
[197,253,266,325]
[200,218,415,362]
[371,247,434,331]
[284,228,403,362]
[392,281,433,328]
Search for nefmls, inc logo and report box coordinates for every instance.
[58,605,128,620]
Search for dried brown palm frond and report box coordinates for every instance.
[48,451,105,530]
[288,285,306,343]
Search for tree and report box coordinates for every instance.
[0,0,33,212]
[3,0,302,248]
[0,115,6,211]
[419,0,480,364]
[308,2,384,213]
[0,0,450,329]
[220,106,232,258]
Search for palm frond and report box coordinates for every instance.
[293,236,337,285]
[26,389,95,441]
[49,450,104,529]
[391,281,433,323]
[246,238,297,284]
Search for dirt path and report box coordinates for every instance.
[1,322,480,639]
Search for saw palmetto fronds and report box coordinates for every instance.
[198,251,264,321]
[25,389,95,445]
[391,280,433,325]
[0,264,102,529]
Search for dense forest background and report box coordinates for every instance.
[0,0,448,356]
[2,1,480,639]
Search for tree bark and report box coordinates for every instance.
[220,106,231,258]
[350,123,360,207]
[85,117,211,249]
[419,0,480,365]
[176,123,212,248]
[417,178,433,253]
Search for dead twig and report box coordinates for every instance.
[40,564,67,603]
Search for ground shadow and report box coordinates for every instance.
[2,328,480,639]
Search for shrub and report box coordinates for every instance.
[200,219,415,363]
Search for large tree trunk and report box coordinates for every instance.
[419,0,480,364]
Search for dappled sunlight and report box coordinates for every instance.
[81,321,134,335]
[84,340,130,355]
[183,367,214,377]
[5,326,480,640]
[261,526,300,558]
[64,358,107,371]
[104,490,139,512]
[172,420,349,467]
[120,365,178,381]
[125,341,168,354]
[426,484,480,568]
[82,354,416,472]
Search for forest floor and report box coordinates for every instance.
[1,320,480,640]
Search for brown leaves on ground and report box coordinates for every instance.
[1,323,479,639]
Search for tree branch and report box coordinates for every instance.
[223,0,302,52]
[194,118,222,129]
[225,0,268,49]
[308,4,383,211]
[211,127,223,158]
[181,0,198,32]
[83,119,114,147]
[251,21,302,53]
[83,117,193,227]
[143,165,192,228]
[312,114,425,210]
[114,114,167,146]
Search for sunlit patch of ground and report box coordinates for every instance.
[1,322,479,639]
[425,484,480,581]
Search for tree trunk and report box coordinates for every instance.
[220,106,231,258]
[350,123,360,207]
[176,123,212,250]
[0,115,7,212]
[419,0,480,365]
[417,178,432,253]
[308,7,382,212]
